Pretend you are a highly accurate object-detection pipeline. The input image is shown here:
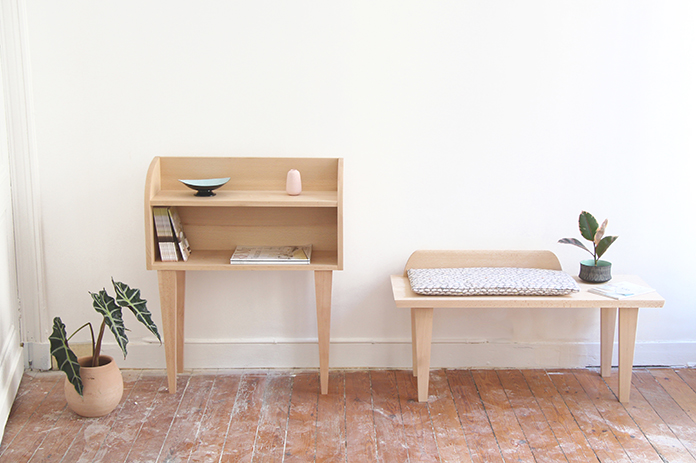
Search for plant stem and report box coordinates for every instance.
[92,319,107,367]
[593,243,598,265]
[66,322,92,343]
[87,323,95,358]
[66,322,96,357]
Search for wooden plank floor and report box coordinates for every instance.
[2,368,696,462]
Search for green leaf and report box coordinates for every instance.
[558,237,593,255]
[595,235,618,260]
[49,317,83,395]
[579,211,598,242]
[91,289,128,358]
[112,279,161,343]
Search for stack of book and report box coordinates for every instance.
[153,206,191,262]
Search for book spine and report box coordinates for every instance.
[168,207,191,262]
[153,207,178,262]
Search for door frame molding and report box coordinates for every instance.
[1,0,49,370]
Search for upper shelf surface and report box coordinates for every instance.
[150,189,338,207]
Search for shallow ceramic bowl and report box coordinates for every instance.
[178,177,230,196]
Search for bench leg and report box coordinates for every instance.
[600,307,617,378]
[411,307,434,402]
[411,309,417,376]
[618,307,639,403]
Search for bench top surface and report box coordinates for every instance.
[390,274,665,308]
[392,250,665,309]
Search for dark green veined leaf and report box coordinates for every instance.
[49,317,83,395]
[112,279,161,343]
[558,237,593,255]
[91,289,128,358]
[596,235,618,260]
[579,211,598,242]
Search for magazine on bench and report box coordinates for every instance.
[588,281,655,300]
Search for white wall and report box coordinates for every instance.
[22,1,696,370]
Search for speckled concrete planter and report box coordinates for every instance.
[579,259,612,283]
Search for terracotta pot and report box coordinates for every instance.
[64,355,123,417]
[579,259,612,283]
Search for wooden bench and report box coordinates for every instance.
[390,250,665,403]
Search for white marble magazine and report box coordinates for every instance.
[588,281,655,299]
[230,245,312,264]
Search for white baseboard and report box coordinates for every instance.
[23,341,51,370]
[84,338,696,371]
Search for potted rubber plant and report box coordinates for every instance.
[49,279,161,417]
[558,211,618,283]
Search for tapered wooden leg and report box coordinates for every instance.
[157,270,185,394]
[618,307,639,403]
[412,307,434,402]
[315,270,332,395]
[175,271,185,373]
[600,307,617,377]
[411,309,418,376]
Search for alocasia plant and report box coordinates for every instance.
[49,279,161,395]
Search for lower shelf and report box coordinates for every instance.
[148,250,340,271]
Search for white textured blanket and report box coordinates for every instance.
[407,267,580,296]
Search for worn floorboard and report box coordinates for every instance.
[2,368,695,462]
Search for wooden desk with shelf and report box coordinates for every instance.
[145,156,343,394]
